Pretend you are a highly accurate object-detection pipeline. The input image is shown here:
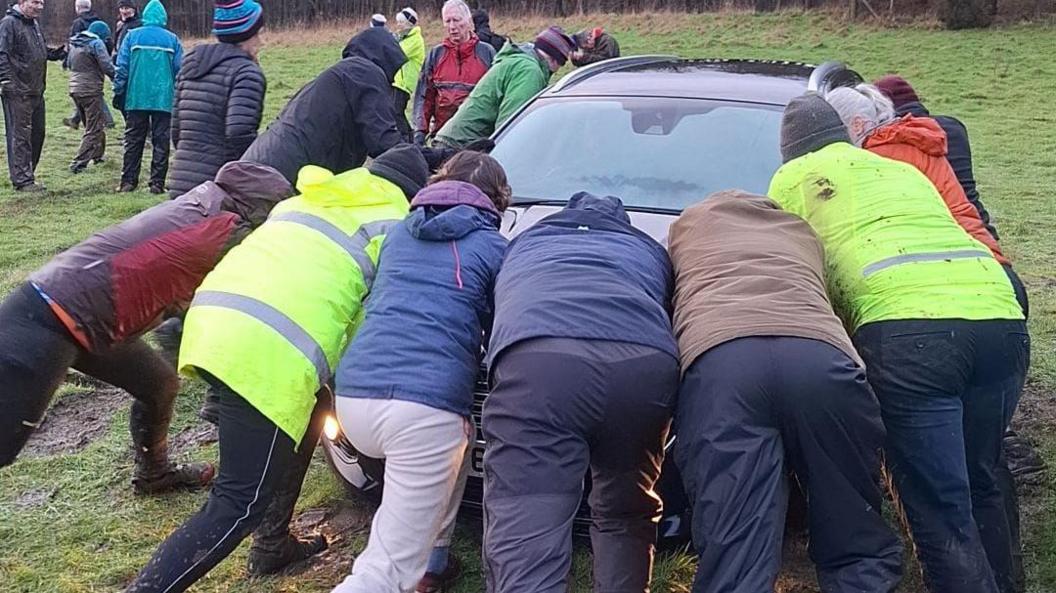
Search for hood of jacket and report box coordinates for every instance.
[565,191,631,224]
[181,42,252,79]
[494,41,549,78]
[142,0,167,27]
[472,9,490,29]
[70,30,102,48]
[341,27,407,83]
[214,161,292,226]
[295,165,408,210]
[6,5,33,22]
[866,114,948,157]
[406,180,501,240]
[76,11,101,25]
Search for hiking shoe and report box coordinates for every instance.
[148,182,165,195]
[15,182,46,193]
[62,117,79,130]
[92,156,106,164]
[416,555,462,593]
[1004,431,1046,481]
[247,533,328,576]
[132,461,215,495]
[70,163,87,174]
[116,182,137,192]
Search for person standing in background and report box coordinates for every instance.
[168,0,266,198]
[113,0,182,194]
[392,7,423,142]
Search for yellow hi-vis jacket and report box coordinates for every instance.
[179,165,410,444]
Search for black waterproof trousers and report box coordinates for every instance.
[392,88,412,143]
[482,337,679,593]
[674,336,903,593]
[0,282,178,476]
[854,319,1030,593]
[1,92,45,188]
[122,110,170,188]
[125,376,329,593]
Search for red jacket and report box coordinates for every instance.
[864,115,1008,265]
[412,35,495,136]
[28,162,291,352]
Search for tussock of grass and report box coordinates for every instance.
[1,11,1054,593]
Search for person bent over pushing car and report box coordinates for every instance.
[668,190,902,593]
[482,193,679,593]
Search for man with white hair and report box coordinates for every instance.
[62,0,115,130]
[411,0,494,145]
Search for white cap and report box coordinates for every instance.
[370,13,387,27]
[396,7,418,25]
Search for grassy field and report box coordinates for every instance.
[1,10,1055,593]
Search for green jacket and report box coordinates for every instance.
[768,142,1022,333]
[113,0,182,112]
[393,26,424,106]
[434,41,550,148]
[179,166,409,444]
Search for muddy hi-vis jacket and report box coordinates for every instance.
[767,142,1022,333]
[179,165,410,444]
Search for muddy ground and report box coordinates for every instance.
[18,378,1053,593]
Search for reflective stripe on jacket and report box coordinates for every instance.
[767,142,1022,333]
[179,166,410,444]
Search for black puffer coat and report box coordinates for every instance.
[168,42,265,198]
[242,27,405,184]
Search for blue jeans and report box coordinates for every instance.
[854,319,1030,593]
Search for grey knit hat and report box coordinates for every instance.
[779,92,851,163]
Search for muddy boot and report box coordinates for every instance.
[132,458,215,495]
[247,533,328,576]
[151,317,183,369]
[1004,430,1046,483]
[198,386,222,426]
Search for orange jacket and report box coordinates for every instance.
[864,115,1008,265]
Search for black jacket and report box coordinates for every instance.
[169,42,266,198]
[0,6,64,95]
[113,13,140,58]
[67,10,111,56]
[243,28,405,184]
[896,101,998,240]
[472,10,506,53]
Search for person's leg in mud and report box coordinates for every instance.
[124,381,300,593]
[247,387,332,575]
[673,338,790,593]
[71,337,213,494]
[587,342,678,593]
[776,338,902,593]
[853,320,998,593]
[482,339,593,593]
[419,445,472,591]
[0,283,81,466]
[963,321,1030,593]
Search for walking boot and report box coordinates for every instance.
[247,533,328,576]
[132,460,214,495]
[1005,430,1046,482]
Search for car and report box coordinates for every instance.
[322,55,863,548]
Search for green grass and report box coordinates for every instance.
[1,10,1054,592]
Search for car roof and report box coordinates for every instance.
[545,57,827,106]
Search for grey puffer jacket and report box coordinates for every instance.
[67,31,114,96]
[169,42,266,198]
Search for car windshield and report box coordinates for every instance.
[491,97,785,211]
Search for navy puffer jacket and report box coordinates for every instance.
[168,42,265,198]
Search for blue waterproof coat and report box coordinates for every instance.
[114,0,181,112]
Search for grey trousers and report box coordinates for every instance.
[482,337,679,593]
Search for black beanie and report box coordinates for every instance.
[369,144,429,199]
[780,92,851,163]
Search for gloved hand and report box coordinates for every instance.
[419,145,455,172]
[112,92,125,112]
[463,138,496,154]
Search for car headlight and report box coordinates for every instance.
[323,415,340,441]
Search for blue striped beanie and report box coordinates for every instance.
[213,0,264,43]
